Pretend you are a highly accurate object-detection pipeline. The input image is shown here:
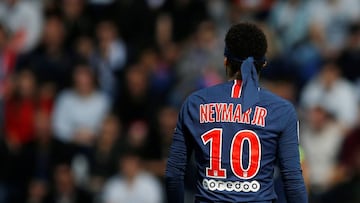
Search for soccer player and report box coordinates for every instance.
[166,23,308,203]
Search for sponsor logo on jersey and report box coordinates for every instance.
[202,178,260,193]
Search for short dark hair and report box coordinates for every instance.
[225,23,267,77]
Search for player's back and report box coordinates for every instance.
[181,80,300,202]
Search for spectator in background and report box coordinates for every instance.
[320,114,360,203]
[75,34,95,64]
[0,128,31,203]
[301,104,345,202]
[308,0,360,55]
[144,106,178,177]
[0,23,16,132]
[37,82,55,116]
[148,44,178,105]
[125,120,154,159]
[88,0,116,22]
[1,109,57,203]
[52,63,110,146]
[0,0,43,53]
[17,15,74,92]
[45,163,93,203]
[102,149,163,203]
[285,21,324,87]
[92,20,127,101]
[136,48,176,106]
[173,21,224,106]
[269,0,323,86]
[114,0,160,52]
[90,114,122,194]
[25,179,48,203]
[301,61,358,130]
[0,99,44,203]
[116,65,153,126]
[89,0,115,6]
[269,0,310,50]
[157,106,178,157]
[155,13,173,48]
[122,119,162,172]
[337,22,360,82]
[336,121,360,183]
[206,0,228,31]
[162,0,208,42]
[232,0,275,21]
[22,110,72,183]
[4,69,37,146]
[61,0,93,48]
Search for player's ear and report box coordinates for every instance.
[262,60,268,68]
[224,57,229,68]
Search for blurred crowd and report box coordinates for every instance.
[0,0,360,203]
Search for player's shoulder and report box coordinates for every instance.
[185,82,230,103]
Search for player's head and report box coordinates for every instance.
[224,22,267,79]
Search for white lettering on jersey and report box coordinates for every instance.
[202,178,260,193]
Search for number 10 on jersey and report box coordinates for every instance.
[201,129,261,179]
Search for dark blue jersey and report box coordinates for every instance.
[166,80,308,203]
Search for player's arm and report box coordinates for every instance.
[277,106,308,203]
[165,100,193,203]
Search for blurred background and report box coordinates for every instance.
[0,0,360,203]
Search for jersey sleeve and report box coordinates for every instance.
[165,100,193,203]
[277,106,308,203]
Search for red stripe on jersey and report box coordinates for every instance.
[231,80,242,98]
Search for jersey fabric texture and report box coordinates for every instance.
[166,80,308,203]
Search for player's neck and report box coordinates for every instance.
[228,76,242,81]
